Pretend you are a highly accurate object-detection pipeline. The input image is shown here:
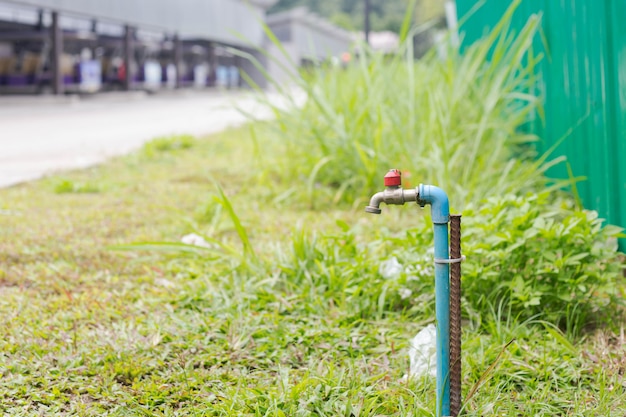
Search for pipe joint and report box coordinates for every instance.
[383,186,417,205]
[418,184,450,224]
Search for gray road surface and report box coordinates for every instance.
[0,90,285,188]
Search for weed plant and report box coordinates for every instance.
[256,3,553,209]
[461,193,625,335]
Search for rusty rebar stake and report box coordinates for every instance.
[449,214,462,417]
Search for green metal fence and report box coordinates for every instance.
[456,0,626,250]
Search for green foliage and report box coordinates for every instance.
[253,1,626,338]
[330,11,356,31]
[266,7,551,209]
[274,224,435,320]
[364,192,625,335]
[141,134,196,157]
[415,0,446,24]
[460,320,626,415]
[53,178,101,194]
[461,193,625,335]
[269,0,422,33]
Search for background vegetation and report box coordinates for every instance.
[268,0,445,33]
[261,5,548,210]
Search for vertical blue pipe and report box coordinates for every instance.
[433,223,450,417]
[419,184,450,417]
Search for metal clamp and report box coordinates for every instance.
[434,256,466,264]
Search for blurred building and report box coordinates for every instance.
[0,0,353,94]
[249,6,353,88]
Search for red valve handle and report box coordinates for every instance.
[384,169,401,187]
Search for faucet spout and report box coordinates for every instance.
[365,192,384,214]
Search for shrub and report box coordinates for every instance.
[361,192,624,335]
[461,192,625,335]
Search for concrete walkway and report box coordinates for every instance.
[0,90,287,188]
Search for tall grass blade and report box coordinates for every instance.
[215,184,258,264]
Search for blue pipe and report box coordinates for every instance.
[418,184,450,417]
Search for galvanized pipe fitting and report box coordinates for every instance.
[365,186,418,214]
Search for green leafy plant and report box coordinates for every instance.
[461,192,625,335]
[374,191,625,336]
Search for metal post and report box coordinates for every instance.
[123,25,133,91]
[234,54,242,88]
[364,0,371,45]
[173,33,182,88]
[208,42,217,87]
[449,214,462,417]
[51,11,63,95]
[91,20,98,61]
[36,9,44,31]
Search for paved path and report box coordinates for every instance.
[0,90,289,188]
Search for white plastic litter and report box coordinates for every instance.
[398,288,413,300]
[181,233,212,248]
[408,324,437,378]
[379,256,403,279]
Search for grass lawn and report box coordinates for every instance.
[1,127,625,416]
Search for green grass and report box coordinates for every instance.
[1,128,625,416]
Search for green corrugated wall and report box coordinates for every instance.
[456,0,626,251]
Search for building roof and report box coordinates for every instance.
[1,0,277,47]
[266,6,354,44]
